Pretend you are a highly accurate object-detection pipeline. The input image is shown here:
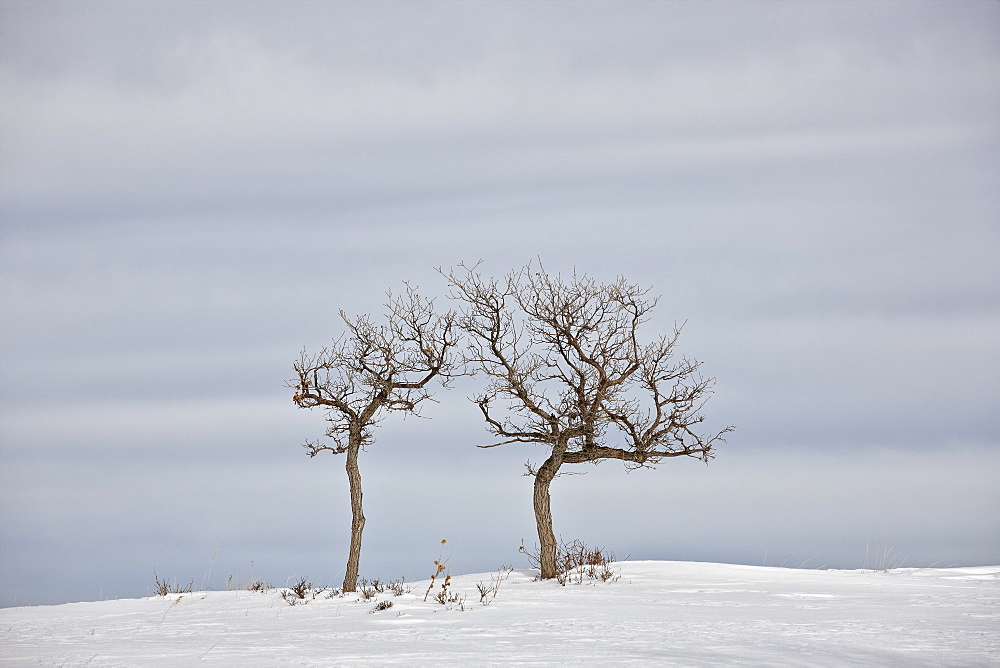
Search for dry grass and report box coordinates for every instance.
[863,537,907,573]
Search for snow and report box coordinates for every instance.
[2,561,997,666]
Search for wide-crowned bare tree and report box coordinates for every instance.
[444,263,733,579]
[291,285,461,592]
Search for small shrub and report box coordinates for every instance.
[358,578,379,600]
[434,584,465,609]
[477,566,513,605]
[476,581,492,603]
[433,574,453,604]
[289,577,312,599]
[388,578,409,596]
[281,590,306,606]
[247,580,272,592]
[281,576,326,605]
[593,562,617,582]
[153,571,192,597]
[520,538,620,585]
[370,600,394,613]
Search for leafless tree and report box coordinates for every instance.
[290,285,461,592]
[444,263,733,580]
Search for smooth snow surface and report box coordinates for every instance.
[2,561,997,666]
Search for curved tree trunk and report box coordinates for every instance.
[533,446,566,579]
[342,435,365,592]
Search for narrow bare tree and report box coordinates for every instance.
[444,263,733,579]
[291,285,461,592]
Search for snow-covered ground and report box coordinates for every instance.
[2,561,997,666]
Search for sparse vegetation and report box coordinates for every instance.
[247,579,272,592]
[289,576,313,599]
[423,540,451,602]
[159,595,183,624]
[476,581,492,603]
[388,577,410,596]
[280,577,327,605]
[152,571,192,597]
[358,578,383,600]
[435,584,465,609]
[226,575,273,593]
[280,590,305,606]
[476,566,513,605]
[520,538,620,585]
[371,600,394,613]
[433,575,452,603]
[863,536,907,573]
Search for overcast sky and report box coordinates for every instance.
[2,0,998,607]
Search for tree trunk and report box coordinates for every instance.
[342,430,365,592]
[533,446,565,579]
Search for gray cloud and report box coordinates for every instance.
[1,0,998,606]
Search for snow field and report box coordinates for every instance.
[2,561,997,666]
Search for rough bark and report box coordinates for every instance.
[532,446,565,579]
[343,429,365,592]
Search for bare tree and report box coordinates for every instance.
[444,263,733,580]
[290,285,461,592]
